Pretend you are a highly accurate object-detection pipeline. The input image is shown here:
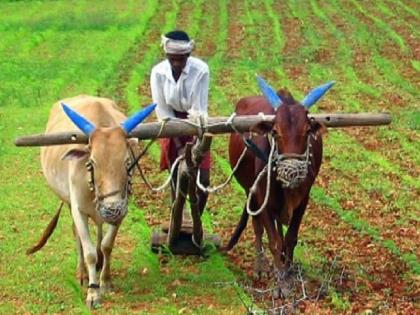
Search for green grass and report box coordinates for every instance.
[0,1,245,313]
[1,0,418,313]
[292,0,419,276]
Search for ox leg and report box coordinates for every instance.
[284,195,309,268]
[100,223,120,293]
[263,213,294,298]
[96,225,104,271]
[276,219,285,263]
[71,207,100,308]
[252,215,268,279]
[73,223,88,286]
[263,212,284,272]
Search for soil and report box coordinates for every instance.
[120,1,420,313]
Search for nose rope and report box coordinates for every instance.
[86,159,131,223]
[246,137,276,216]
[245,132,315,216]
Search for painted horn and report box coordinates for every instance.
[256,75,283,109]
[61,103,96,136]
[301,81,336,108]
[121,103,157,134]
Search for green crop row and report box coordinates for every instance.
[291,0,419,275]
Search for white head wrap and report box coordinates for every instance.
[161,35,195,54]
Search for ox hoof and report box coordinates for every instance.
[86,289,101,309]
[253,255,269,280]
[275,271,293,299]
[273,287,281,299]
[86,297,101,309]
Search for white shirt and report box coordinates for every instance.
[151,56,209,120]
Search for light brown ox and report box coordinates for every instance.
[27,95,155,308]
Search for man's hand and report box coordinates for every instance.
[188,110,208,126]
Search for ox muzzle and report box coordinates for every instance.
[271,134,314,189]
[86,160,132,225]
[98,198,128,225]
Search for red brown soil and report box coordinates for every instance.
[124,1,420,313]
[216,1,419,313]
[226,1,247,59]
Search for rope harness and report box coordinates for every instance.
[85,156,132,224]
[246,132,315,216]
[133,115,249,194]
[126,115,315,219]
[196,113,267,194]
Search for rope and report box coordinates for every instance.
[246,137,276,216]
[141,155,183,193]
[129,120,182,192]
[196,145,248,193]
[196,112,248,193]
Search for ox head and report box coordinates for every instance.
[255,76,334,188]
[61,103,156,224]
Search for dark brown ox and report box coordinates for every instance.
[225,78,334,280]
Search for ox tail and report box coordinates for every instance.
[26,201,64,255]
[222,208,249,252]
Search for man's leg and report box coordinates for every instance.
[197,168,210,216]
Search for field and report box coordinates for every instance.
[0,0,418,314]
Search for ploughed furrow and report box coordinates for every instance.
[321,143,419,270]
[274,0,419,309]
[99,1,158,106]
[311,0,419,176]
[322,0,419,172]
[282,0,419,273]
[127,1,248,313]
[207,1,368,312]
[374,0,420,56]
[294,0,420,182]
[349,0,419,93]
[339,0,417,97]
[384,0,420,20]
[127,0,418,312]
[301,193,418,314]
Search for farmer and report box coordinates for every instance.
[150,30,210,215]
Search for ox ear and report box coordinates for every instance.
[61,103,96,136]
[256,75,283,109]
[310,118,327,136]
[250,121,273,135]
[61,148,89,160]
[301,81,335,109]
[121,103,157,134]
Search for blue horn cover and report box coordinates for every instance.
[301,81,335,108]
[256,75,283,109]
[61,103,96,136]
[121,103,157,134]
